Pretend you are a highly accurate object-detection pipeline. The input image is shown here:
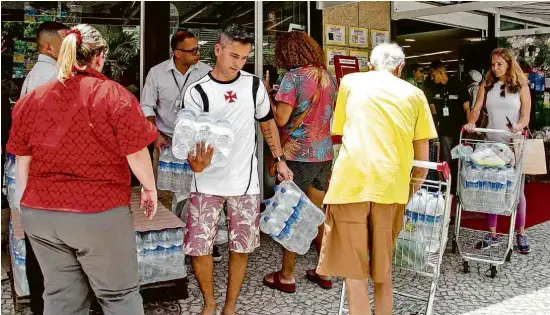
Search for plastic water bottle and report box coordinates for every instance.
[261,201,287,236]
[505,166,515,192]
[174,229,184,247]
[273,184,302,208]
[196,113,215,145]
[142,231,158,251]
[426,192,445,217]
[157,148,173,191]
[211,150,228,167]
[173,109,199,159]
[158,230,170,248]
[135,233,144,253]
[214,119,235,153]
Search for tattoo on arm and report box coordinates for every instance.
[260,120,283,157]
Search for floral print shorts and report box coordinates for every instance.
[184,192,260,256]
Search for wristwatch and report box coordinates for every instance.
[274,155,286,163]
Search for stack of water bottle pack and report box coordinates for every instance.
[135,228,186,284]
[3,154,19,209]
[172,108,235,167]
[394,189,446,268]
[260,181,325,255]
[454,142,518,212]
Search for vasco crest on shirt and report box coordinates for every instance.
[224,91,237,103]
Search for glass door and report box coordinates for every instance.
[169,1,256,72]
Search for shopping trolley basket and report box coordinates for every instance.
[452,127,526,278]
[338,161,452,315]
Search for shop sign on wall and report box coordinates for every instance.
[349,50,370,71]
[324,24,346,46]
[325,46,348,70]
[349,27,369,48]
[370,29,389,48]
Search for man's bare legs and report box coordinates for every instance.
[193,251,249,315]
[191,255,217,315]
[345,278,372,315]
[373,281,393,315]
[222,252,248,315]
[345,279,393,315]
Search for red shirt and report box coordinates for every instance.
[7,68,157,213]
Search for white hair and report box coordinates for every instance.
[369,42,405,71]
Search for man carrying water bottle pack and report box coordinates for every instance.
[140,30,229,261]
[182,24,292,315]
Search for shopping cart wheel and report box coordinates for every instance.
[463,261,470,273]
[490,265,497,278]
[505,250,512,262]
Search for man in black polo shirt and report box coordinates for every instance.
[430,65,470,192]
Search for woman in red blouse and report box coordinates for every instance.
[7,24,157,315]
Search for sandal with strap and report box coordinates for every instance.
[262,271,296,293]
[306,269,333,290]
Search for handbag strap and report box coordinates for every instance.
[280,68,323,147]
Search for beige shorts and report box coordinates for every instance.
[316,202,405,282]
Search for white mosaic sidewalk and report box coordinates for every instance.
[2,221,550,315]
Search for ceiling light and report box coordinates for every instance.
[467,38,483,42]
[404,39,415,42]
[405,50,453,59]
[418,62,431,65]
[443,59,458,63]
[402,45,411,48]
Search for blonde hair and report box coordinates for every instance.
[57,24,108,83]
[484,48,527,94]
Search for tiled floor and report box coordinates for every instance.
[2,221,550,315]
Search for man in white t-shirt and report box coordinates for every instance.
[183,24,293,315]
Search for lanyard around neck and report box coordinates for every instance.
[171,68,192,98]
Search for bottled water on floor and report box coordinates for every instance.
[136,228,187,284]
[260,181,326,255]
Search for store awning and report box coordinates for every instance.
[392,1,550,37]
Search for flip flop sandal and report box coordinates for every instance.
[262,271,296,293]
[305,269,333,290]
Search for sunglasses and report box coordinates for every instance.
[174,47,200,56]
[500,84,505,97]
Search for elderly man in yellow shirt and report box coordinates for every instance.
[316,43,438,315]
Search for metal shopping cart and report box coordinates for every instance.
[452,128,526,278]
[338,161,452,315]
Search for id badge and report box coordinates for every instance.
[443,106,449,117]
[173,98,183,114]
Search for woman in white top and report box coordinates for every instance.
[466,48,532,254]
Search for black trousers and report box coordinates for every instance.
[25,233,45,315]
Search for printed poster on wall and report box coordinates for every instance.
[370,29,390,48]
[324,24,346,46]
[349,27,369,48]
[325,47,348,70]
[349,50,370,71]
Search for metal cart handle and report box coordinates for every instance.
[461,126,528,137]
[413,160,450,180]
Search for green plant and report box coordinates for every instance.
[105,30,139,82]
